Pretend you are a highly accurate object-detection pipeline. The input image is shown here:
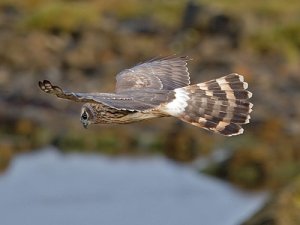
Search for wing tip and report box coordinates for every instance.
[38,80,47,92]
[38,80,43,88]
[38,80,49,91]
[38,80,60,94]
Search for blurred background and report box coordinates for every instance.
[0,0,300,224]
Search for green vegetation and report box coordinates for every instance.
[22,2,99,31]
[1,0,299,62]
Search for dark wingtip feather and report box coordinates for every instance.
[38,80,58,94]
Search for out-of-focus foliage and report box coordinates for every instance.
[243,174,300,225]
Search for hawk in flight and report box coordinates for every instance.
[39,56,253,136]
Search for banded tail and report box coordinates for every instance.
[162,73,253,136]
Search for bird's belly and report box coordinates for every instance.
[115,110,167,124]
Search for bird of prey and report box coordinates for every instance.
[38,56,253,136]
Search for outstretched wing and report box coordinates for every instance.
[115,56,191,93]
[38,80,173,111]
[39,80,94,103]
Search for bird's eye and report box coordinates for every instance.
[81,112,88,120]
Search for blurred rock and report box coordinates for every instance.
[119,17,161,35]
[179,2,242,48]
[181,1,201,30]
[0,66,10,86]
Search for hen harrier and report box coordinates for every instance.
[39,56,253,136]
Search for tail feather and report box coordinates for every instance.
[190,119,243,136]
[162,73,253,136]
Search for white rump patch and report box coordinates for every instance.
[162,88,189,116]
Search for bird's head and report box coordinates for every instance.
[81,103,131,127]
[80,104,95,129]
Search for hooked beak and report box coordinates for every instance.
[82,122,89,129]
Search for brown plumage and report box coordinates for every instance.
[38,56,253,136]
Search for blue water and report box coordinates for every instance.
[0,147,268,225]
